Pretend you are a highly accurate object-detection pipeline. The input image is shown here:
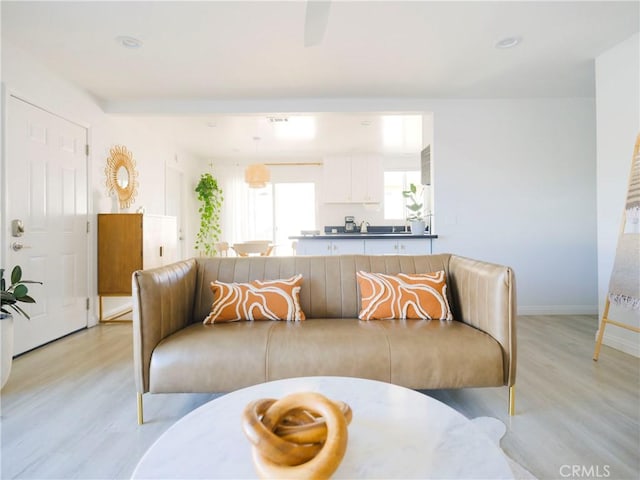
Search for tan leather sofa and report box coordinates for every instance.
[132,254,516,424]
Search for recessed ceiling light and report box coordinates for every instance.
[116,36,143,49]
[495,36,522,49]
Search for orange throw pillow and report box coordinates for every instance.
[203,275,306,323]
[357,271,453,321]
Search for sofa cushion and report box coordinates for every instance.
[357,271,453,320]
[373,320,504,389]
[149,322,275,393]
[203,274,305,323]
[266,319,391,382]
[266,319,503,389]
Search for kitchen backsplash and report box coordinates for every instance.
[318,203,405,231]
[323,225,416,234]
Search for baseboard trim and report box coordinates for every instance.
[597,330,640,358]
[101,305,133,322]
[518,305,598,315]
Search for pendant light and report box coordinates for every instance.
[245,136,270,188]
[245,163,270,188]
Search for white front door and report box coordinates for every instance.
[6,96,88,355]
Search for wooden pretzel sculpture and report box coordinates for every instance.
[242,392,352,479]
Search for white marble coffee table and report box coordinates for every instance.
[132,376,513,479]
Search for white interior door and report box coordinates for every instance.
[6,96,88,355]
[165,164,184,259]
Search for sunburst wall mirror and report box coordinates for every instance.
[105,145,139,210]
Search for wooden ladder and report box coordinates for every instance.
[593,134,640,361]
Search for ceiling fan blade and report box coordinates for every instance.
[304,1,331,47]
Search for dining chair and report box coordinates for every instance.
[215,241,229,256]
[232,240,273,256]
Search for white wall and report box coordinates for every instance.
[98,115,202,258]
[1,42,203,325]
[432,98,597,314]
[595,33,640,357]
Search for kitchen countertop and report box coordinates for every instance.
[289,233,438,240]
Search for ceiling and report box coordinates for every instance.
[2,1,638,159]
[129,113,426,161]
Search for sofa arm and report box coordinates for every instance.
[132,258,198,393]
[448,255,517,387]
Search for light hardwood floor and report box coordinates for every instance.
[1,315,638,479]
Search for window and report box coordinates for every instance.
[247,186,273,240]
[246,182,316,255]
[274,183,315,255]
[384,170,422,220]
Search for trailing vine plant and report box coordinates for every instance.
[195,173,224,256]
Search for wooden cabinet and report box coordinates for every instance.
[323,155,383,203]
[97,213,176,320]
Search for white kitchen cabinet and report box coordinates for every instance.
[350,155,383,203]
[296,237,433,256]
[331,239,366,255]
[296,238,365,255]
[364,238,432,255]
[296,239,330,255]
[322,156,352,203]
[323,155,382,203]
[364,239,397,255]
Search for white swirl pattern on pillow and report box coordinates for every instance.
[357,270,453,320]
[204,274,305,323]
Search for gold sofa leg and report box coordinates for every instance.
[508,385,515,416]
[137,393,144,425]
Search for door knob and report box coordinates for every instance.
[11,242,31,251]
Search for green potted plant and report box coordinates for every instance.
[1,265,41,389]
[195,172,224,256]
[402,183,427,235]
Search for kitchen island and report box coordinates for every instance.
[290,233,438,255]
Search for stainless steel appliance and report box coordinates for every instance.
[344,216,356,232]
